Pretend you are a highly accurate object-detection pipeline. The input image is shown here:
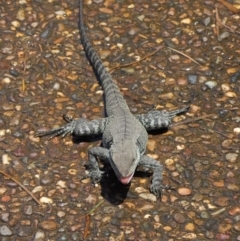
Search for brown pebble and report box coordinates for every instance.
[40,220,58,231]
[214,197,231,207]
[228,206,240,216]
[185,223,195,231]
[173,213,186,224]
[233,222,240,232]
[213,180,224,187]
[147,139,156,151]
[99,7,113,14]
[159,92,174,100]
[218,223,232,233]
[177,77,187,85]
[178,187,192,196]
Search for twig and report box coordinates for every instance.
[83,200,104,240]
[0,170,42,205]
[170,114,214,128]
[86,199,104,216]
[83,215,90,240]
[109,47,162,73]
[217,0,240,14]
[218,20,240,35]
[167,47,201,65]
[215,6,220,39]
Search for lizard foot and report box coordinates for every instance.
[35,116,76,140]
[150,183,175,198]
[87,169,104,184]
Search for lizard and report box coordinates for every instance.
[36,0,189,198]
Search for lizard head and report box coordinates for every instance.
[110,140,140,185]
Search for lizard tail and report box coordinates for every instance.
[78,0,129,115]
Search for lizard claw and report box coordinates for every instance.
[150,183,175,198]
[81,168,104,184]
[35,120,77,140]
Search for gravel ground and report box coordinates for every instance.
[0,0,240,240]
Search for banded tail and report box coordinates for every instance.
[78,0,129,116]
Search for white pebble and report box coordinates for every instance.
[2,154,11,165]
[233,127,240,134]
[32,186,43,193]
[204,80,217,89]
[39,197,53,204]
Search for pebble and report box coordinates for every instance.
[0,187,7,195]
[185,223,195,231]
[39,197,53,204]
[0,225,12,236]
[214,197,231,207]
[187,74,198,84]
[0,212,9,222]
[147,139,156,151]
[218,32,230,41]
[17,225,34,236]
[204,80,217,89]
[202,16,211,26]
[173,213,186,223]
[233,222,240,232]
[33,230,45,241]
[16,8,25,21]
[177,187,192,196]
[40,220,58,231]
[218,223,232,233]
[225,153,238,162]
[139,193,157,202]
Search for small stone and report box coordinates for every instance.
[99,50,111,60]
[229,206,240,216]
[16,8,25,21]
[218,32,230,41]
[233,222,240,232]
[173,213,186,223]
[33,230,45,241]
[40,220,58,231]
[225,153,238,162]
[57,211,66,218]
[103,206,115,214]
[202,16,211,26]
[218,223,232,233]
[159,92,174,100]
[181,18,191,24]
[147,139,156,151]
[0,187,7,195]
[214,197,231,207]
[0,225,12,236]
[221,83,231,92]
[187,74,198,84]
[225,92,237,97]
[178,187,192,196]
[11,20,21,28]
[185,223,195,231]
[39,197,53,204]
[204,80,217,89]
[233,128,240,134]
[139,193,157,202]
[139,204,154,211]
[0,212,10,222]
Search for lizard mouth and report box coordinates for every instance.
[119,173,134,185]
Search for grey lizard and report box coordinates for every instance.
[36,0,189,198]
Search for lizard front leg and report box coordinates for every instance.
[139,155,165,198]
[87,146,110,183]
[136,106,189,131]
[36,115,108,139]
